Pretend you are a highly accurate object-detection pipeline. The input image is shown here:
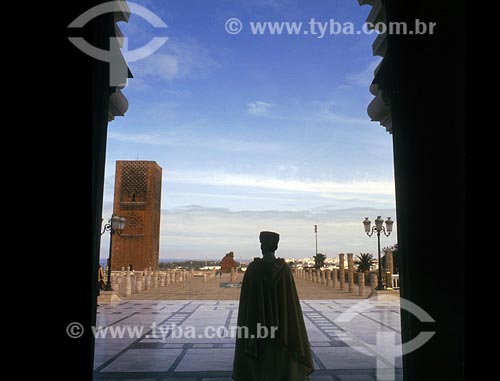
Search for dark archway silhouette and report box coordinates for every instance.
[60,1,465,380]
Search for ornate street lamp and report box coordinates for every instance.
[363,216,393,290]
[314,225,318,256]
[101,215,126,291]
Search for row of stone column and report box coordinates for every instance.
[294,267,371,296]
[293,252,381,296]
[109,268,218,296]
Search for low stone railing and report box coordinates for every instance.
[103,268,218,298]
[293,267,372,296]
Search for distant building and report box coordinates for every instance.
[220,252,237,273]
[111,161,162,270]
[200,266,221,271]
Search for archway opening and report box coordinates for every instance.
[94,1,404,380]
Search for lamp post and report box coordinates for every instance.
[314,225,318,256]
[363,216,393,290]
[101,214,126,291]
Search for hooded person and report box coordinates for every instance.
[232,231,314,381]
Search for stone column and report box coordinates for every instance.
[325,269,331,287]
[319,270,324,284]
[136,272,143,293]
[153,270,159,288]
[385,249,394,290]
[144,269,150,290]
[230,267,236,282]
[115,273,123,293]
[131,272,137,293]
[358,272,365,296]
[159,272,165,287]
[124,269,132,296]
[347,253,354,293]
[370,273,378,290]
[332,268,338,289]
[109,273,115,289]
[339,254,345,290]
[165,270,170,285]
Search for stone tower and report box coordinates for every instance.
[111,161,162,271]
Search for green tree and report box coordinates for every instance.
[313,253,327,269]
[354,253,376,272]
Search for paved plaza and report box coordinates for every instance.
[94,297,402,380]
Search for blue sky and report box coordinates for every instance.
[101,0,397,262]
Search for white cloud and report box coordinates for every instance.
[320,111,369,125]
[314,100,369,125]
[108,130,280,153]
[345,59,381,87]
[167,170,395,196]
[243,0,298,13]
[142,54,179,81]
[157,205,397,261]
[277,164,300,175]
[100,204,397,261]
[247,101,273,116]
[130,39,219,82]
[100,200,397,262]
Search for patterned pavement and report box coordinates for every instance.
[93,298,402,380]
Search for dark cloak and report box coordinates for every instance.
[232,257,314,381]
